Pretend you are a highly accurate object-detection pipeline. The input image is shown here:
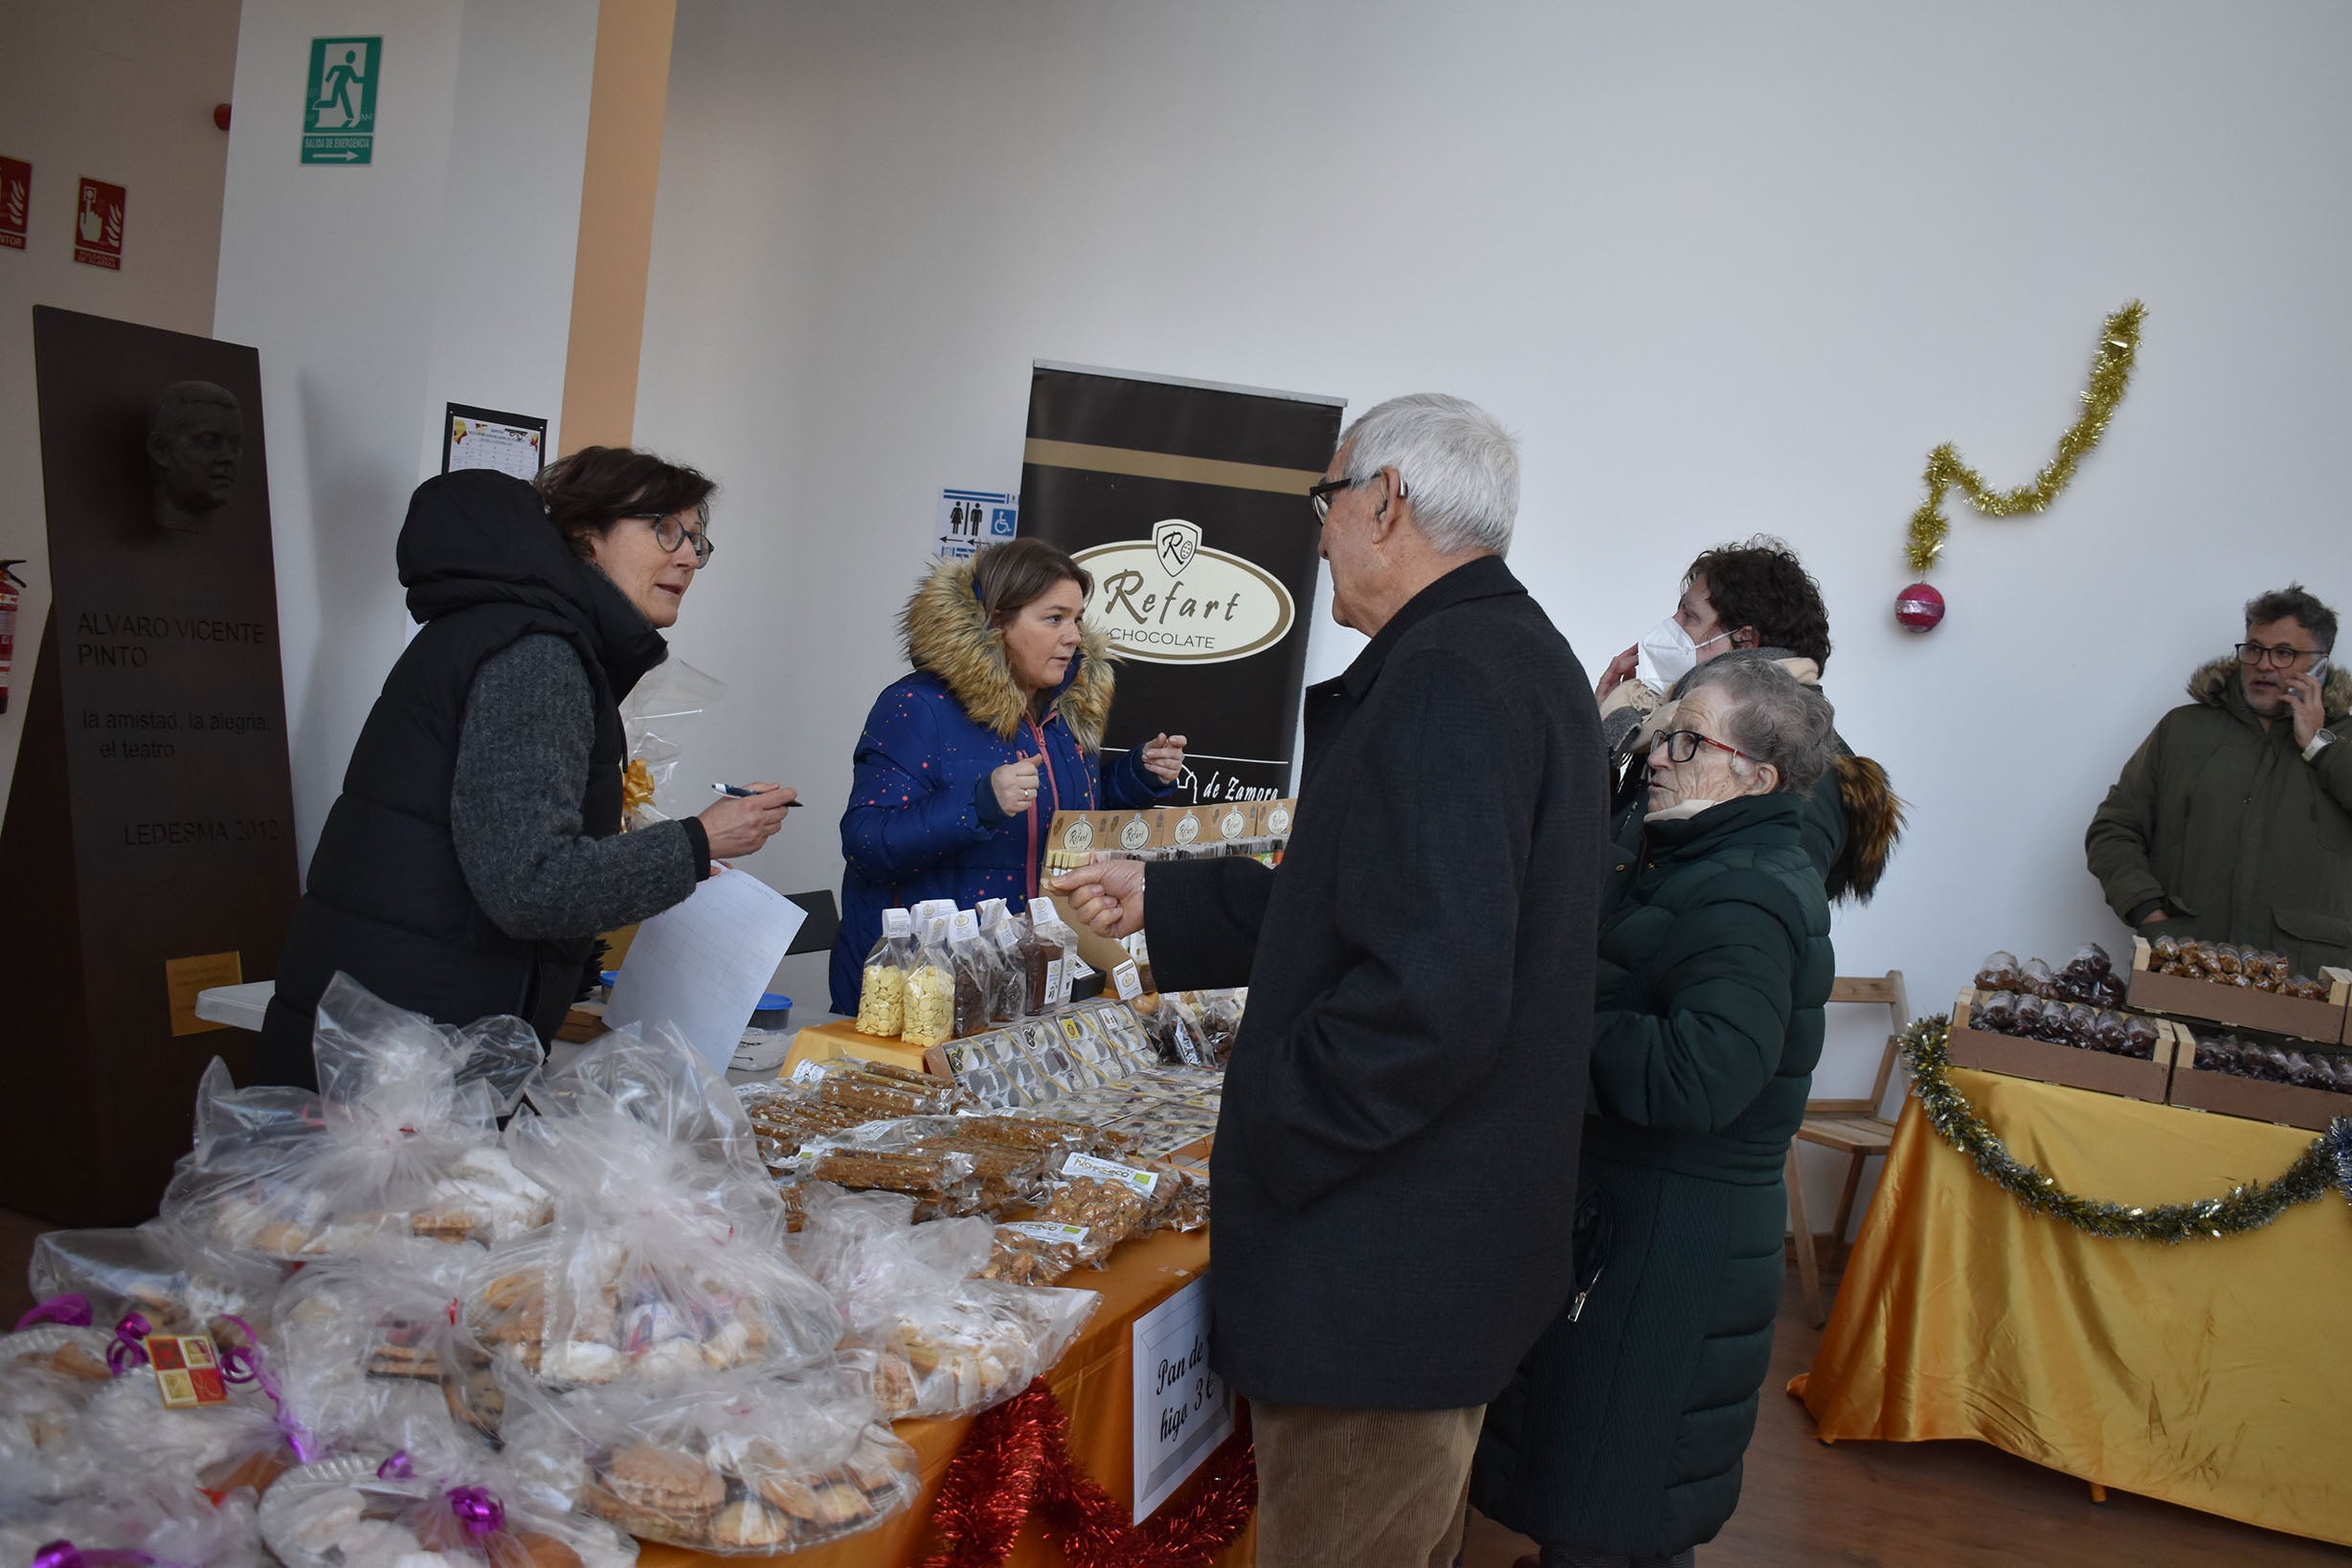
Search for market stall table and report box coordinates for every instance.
[637,1225,1254,1568]
[1791,1067,2352,1548]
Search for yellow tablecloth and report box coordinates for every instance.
[1793,1069,2352,1547]
[638,1226,1255,1567]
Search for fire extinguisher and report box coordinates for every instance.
[0,560,24,716]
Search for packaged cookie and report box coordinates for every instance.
[855,907,915,1037]
[0,1474,263,1568]
[259,1449,637,1568]
[1972,952,2022,992]
[0,1356,108,1508]
[499,1358,918,1554]
[790,1186,1101,1419]
[269,1238,495,1457]
[163,975,548,1262]
[76,1341,302,1502]
[29,1220,293,1344]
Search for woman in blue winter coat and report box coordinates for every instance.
[828,540,1185,1014]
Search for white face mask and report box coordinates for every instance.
[1634,618,1733,693]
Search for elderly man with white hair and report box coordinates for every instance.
[1057,393,1605,1568]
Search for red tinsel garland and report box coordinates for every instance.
[918,1379,1257,1568]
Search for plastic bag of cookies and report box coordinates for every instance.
[259,1447,637,1568]
[0,1473,263,1568]
[855,907,915,1038]
[163,976,551,1261]
[504,1359,919,1554]
[29,1219,294,1343]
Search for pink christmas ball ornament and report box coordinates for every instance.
[1894,581,1946,634]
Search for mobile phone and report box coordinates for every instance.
[2308,658,2331,688]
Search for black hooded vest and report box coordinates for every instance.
[254,471,667,1088]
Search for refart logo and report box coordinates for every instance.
[1075,521,1296,665]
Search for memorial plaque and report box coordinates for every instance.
[0,307,300,1224]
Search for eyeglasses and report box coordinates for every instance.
[2236,640,2319,669]
[1307,475,1359,523]
[626,504,715,566]
[1653,728,1756,765]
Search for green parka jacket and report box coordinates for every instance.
[1471,794,1833,1557]
[2085,657,2352,974]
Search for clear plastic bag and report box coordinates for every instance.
[163,974,549,1261]
[0,1358,107,1507]
[901,914,958,1048]
[77,1353,298,1497]
[503,1359,919,1554]
[29,1218,294,1340]
[259,1447,638,1568]
[269,1237,496,1457]
[854,907,915,1038]
[790,1185,1099,1420]
[979,899,1028,1025]
[0,1473,264,1568]
[618,657,727,830]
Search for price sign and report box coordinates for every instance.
[1131,1273,1232,1521]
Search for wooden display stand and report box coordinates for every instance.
[0,309,299,1224]
[2125,936,2351,1044]
[1944,989,2181,1103]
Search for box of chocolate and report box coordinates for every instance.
[2163,1029,2352,1131]
[1944,989,2181,1104]
[2126,937,2351,1045]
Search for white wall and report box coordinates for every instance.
[636,0,2352,1208]
[213,0,596,862]
[0,0,242,819]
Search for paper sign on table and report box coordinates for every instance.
[605,866,805,1074]
[1131,1272,1232,1521]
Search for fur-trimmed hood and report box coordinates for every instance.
[1826,753,1903,905]
[2187,654,2352,720]
[901,554,1119,748]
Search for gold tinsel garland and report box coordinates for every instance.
[1905,302,2146,574]
[1899,1015,2345,1242]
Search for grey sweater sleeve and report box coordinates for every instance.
[451,635,708,941]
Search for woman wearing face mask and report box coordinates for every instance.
[1596,537,1900,905]
[828,540,1186,1015]
[256,451,795,1088]
[1470,659,1836,1568]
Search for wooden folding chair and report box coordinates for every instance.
[1785,970,1910,1327]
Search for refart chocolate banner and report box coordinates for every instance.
[1019,362,1343,801]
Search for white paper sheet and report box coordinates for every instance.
[604,866,806,1074]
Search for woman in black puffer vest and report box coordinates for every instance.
[255,450,793,1088]
[1472,659,1837,1568]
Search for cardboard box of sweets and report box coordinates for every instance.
[2125,936,2352,1045]
[2164,1031,2352,1132]
[1945,988,2184,1104]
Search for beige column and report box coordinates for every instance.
[558,0,678,454]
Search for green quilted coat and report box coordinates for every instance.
[1471,794,1833,1557]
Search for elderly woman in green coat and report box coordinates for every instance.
[1471,659,1837,1568]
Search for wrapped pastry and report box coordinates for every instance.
[163,975,547,1261]
[259,1448,636,1568]
[1972,991,2019,1036]
[0,1474,263,1568]
[791,1187,1101,1420]
[2018,957,2055,997]
[497,1359,917,1554]
[269,1237,492,1455]
[981,900,1030,1024]
[1973,952,2022,992]
[2121,1015,2160,1059]
[30,1220,292,1342]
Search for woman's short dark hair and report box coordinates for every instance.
[2245,584,2338,653]
[973,538,1092,623]
[535,446,717,562]
[1687,536,1832,669]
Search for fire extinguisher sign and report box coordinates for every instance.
[0,559,26,716]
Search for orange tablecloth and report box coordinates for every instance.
[1793,1070,2352,1546]
[638,1226,1255,1566]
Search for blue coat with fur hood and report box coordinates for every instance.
[828,557,1171,1013]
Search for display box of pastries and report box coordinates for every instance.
[1945,989,2183,1103]
[2126,936,2351,1045]
[2163,1029,2352,1131]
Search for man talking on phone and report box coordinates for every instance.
[2087,585,2352,974]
